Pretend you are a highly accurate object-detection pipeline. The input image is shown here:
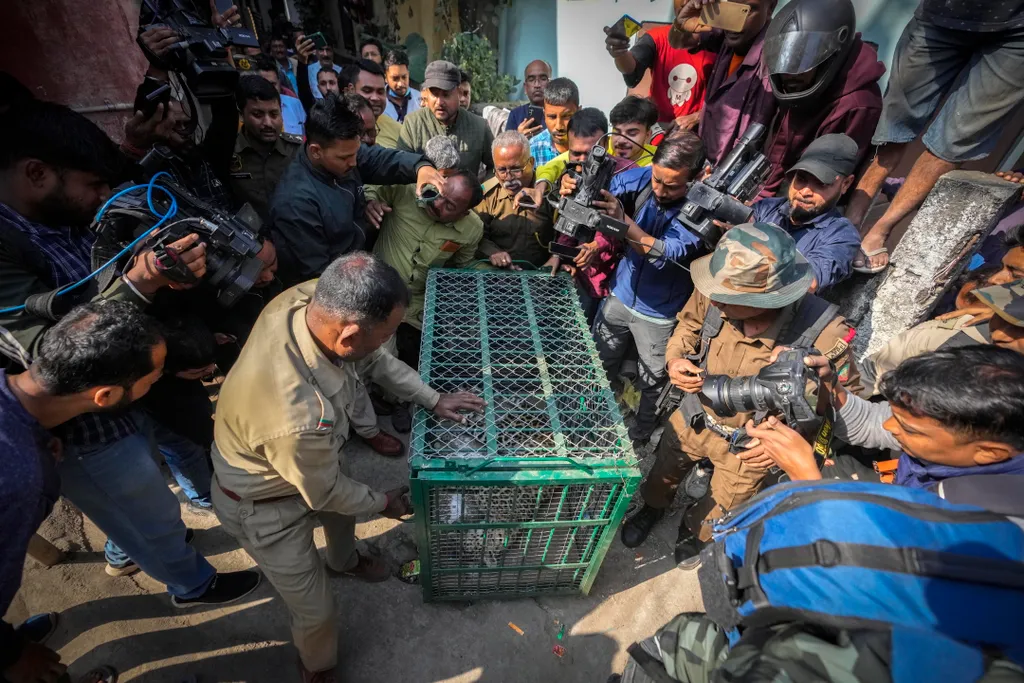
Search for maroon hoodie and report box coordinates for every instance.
[758,36,886,199]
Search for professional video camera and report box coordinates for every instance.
[140,0,259,100]
[549,145,628,257]
[678,123,771,249]
[658,348,823,453]
[93,158,265,308]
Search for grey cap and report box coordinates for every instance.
[788,133,859,184]
[422,60,461,91]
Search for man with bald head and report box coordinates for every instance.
[475,130,554,269]
[505,60,552,138]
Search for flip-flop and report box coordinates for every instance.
[853,246,889,274]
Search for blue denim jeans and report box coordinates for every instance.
[58,424,216,599]
[104,414,213,569]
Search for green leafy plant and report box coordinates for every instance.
[441,32,518,104]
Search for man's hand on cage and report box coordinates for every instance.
[489,251,521,270]
[125,233,208,296]
[743,417,822,481]
[381,486,413,519]
[432,392,487,424]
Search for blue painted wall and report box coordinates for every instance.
[498,0,559,100]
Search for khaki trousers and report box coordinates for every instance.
[212,478,359,672]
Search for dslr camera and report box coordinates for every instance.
[659,348,822,453]
[549,145,629,258]
[679,123,771,249]
[140,0,259,100]
[93,160,265,308]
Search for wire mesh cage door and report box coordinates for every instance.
[410,270,641,600]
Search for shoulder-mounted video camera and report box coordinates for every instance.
[140,0,259,100]
[679,123,771,249]
[549,145,629,258]
[93,150,265,308]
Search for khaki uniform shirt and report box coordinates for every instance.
[212,283,440,515]
[376,114,402,149]
[474,178,555,268]
[368,184,484,329]
[860,314,988,397]
[228,129,303,224]
[664,291,862,462]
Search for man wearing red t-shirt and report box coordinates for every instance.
[605,1,716,130]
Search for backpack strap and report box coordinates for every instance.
[778,294,839,350]
[689,304,726,371]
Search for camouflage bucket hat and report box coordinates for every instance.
[972,278,1024,327]
[690,222,814,308]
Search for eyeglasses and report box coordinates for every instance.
[494,165,525,178]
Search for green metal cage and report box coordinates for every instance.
[409,269,641,601]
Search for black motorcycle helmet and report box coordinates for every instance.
[763,0,857,106]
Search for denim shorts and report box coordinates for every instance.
[872,17,1024,162]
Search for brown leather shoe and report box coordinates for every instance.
[363,431,405,457]
[336,552,391,583]
[298,659,337,683]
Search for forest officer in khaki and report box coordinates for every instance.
[620,224,861,562]
[211,254,484,682]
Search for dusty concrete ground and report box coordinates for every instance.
[11,420,703,683]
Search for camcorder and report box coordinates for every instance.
[93,150,266,308]
[658,348,823,454]
[139,0,259,100]
[549,145,629,259]
[678,123,771,249]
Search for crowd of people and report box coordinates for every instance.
[1,0,1023,681]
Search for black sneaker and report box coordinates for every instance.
[171,570,261,608]
[391,403,413,434]
[620,505,664,548]
[674,535,703,569]
[106,529,196,577]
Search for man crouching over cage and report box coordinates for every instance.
[210,253,484,683]
[620,223,861,565]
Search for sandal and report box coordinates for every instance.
[76,665,118,683]
[852,246,889,274]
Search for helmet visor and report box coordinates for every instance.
[764,29,846,76]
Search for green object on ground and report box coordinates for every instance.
[410,270,640,601]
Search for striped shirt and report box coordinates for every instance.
[0,203,137,447]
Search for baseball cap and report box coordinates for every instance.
[690,222,814,308]
[972,279,1024,327]
[788,133,859,184]
[422,60,461,91]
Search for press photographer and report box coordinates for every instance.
[587,132,709,445]
[0,100,261,606]
[620,222,860,563]
[742,344,1024,489]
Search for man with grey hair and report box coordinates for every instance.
[475,130,554,269]
[211,253,484,683]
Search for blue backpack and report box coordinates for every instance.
[696,480,1024,681]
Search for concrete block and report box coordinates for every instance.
[836,171,1021,361]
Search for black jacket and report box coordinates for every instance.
[268,144,428,286]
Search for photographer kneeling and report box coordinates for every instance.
[621,223,861,561]
[744,345,1024,488]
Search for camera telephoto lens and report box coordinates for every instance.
[701,374,777,417]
